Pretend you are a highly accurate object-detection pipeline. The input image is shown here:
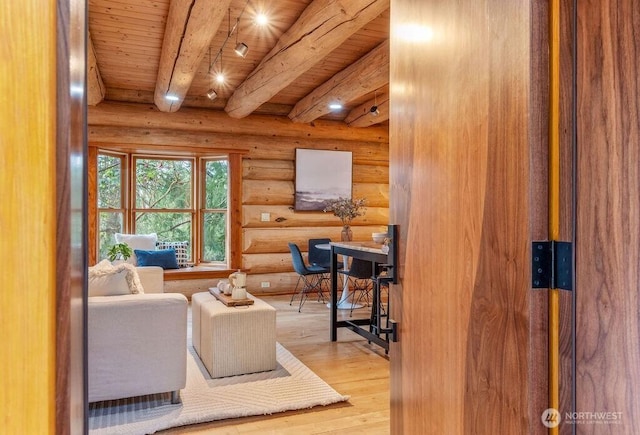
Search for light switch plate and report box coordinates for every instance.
[260,212,270,222]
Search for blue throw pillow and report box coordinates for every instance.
[134,248,179,269]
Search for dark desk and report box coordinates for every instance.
[330,241,390,350]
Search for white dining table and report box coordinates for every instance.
[314,243,364,310]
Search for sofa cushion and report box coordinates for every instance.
[114,233,157,265]
[135,248,179,269]
[157,240,190,268]
[88,259,145,296]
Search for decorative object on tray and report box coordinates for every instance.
[217,279,232,295]
[209,287,254,306]
[228,270,247,299]
[323,196,366,242]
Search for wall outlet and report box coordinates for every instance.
[260,212,270,222]
[260,281,270,288]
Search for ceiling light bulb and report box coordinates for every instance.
[256,13,268,26]
[329,103,342,110]
[216,73,225,84]
[234,42,249,58]
[206,89,217,100]
[370,105,380,116]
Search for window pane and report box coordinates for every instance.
[135,158,192,209]
[98,212,123,260]
[203,212,226,262]
[98,154,121,208]
[135,212,191,258]
[205,160,228,209]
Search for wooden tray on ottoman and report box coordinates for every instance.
[208,288,255,307]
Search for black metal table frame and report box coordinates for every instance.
[330,243,389,350]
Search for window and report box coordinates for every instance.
[97,153,125,260]
[202,159,228,262]
[133,157,194,261]
[96,152,232,266]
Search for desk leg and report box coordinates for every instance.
[330,247,338,341]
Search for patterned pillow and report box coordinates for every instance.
[156,241,190,268]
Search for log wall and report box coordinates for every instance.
[88,101,389,296]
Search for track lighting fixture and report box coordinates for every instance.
[204,1,263,100]
[370,91,380,116]
[234,14,249,58]
[207,4,252,80]
[234,42,248,58]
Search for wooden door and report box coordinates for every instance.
[56,0,88,433]
[389,0,549,433]
[2,2,58,433]
[570,0,640,432]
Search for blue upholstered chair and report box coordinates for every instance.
[308,238,332,271]
[288,242,327,312]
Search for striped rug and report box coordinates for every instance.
[89,342,349,434]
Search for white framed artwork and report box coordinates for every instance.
[294,149,353,211]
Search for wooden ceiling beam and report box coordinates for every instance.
[153,0,232,112]
[87,32,105,106]
[224,0,389,119]
[345,91,389,127]
[289,39,389,124]
[88,101,389,143]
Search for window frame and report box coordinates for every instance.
[95,150,237,269]
[96,151,128,260]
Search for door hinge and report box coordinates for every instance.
[532,241,573,290]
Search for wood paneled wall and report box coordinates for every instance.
[575,0,640,432]
[389,0,545,433]
[88,102,389,295]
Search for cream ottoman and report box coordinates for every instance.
[192,292,277,378]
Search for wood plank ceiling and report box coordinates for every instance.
[88,0,390,127]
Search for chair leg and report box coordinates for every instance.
[289,275,302,307]
[317,273,331,303]
[297,273,323,312]
[350,279,373,316]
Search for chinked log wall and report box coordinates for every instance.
[88,101,389,298]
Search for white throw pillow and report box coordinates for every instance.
[88,259,145,296]
[114,233,157,265]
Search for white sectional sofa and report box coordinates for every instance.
[88,265,188,403]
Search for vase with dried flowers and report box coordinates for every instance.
[323,197,366,241]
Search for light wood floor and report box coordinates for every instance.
[160,293,390,434]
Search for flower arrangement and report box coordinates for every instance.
[323,197,367,226]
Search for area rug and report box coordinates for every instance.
[89,342,349,434]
